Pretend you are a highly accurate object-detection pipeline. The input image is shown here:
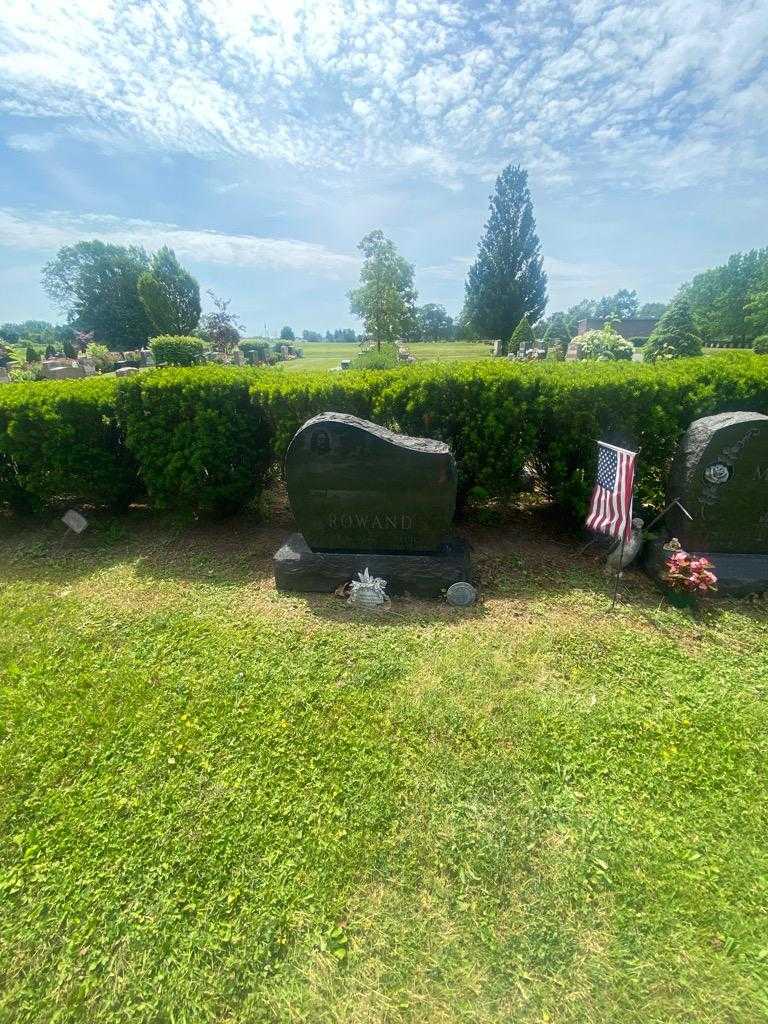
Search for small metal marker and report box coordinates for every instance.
[446,581,477,607]
[62,509,89,534]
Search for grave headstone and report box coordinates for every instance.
[646,411,768,594]
[140,348,155,367]
[47,364,86,380]
[0,366,10,384]
[77,357,97,376]
[274,412,471,597]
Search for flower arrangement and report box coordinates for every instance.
[662,542,718,596]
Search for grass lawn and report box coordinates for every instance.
[1,501,767,1022]
[262,341,492,374]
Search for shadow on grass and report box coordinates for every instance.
[2,500,766,629]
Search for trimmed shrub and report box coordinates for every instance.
[116,366,272,516]
[753,335,768,355]
[149,335,205,367]
[0,377,140,512]
[2,354,767,521]
[534,353,768,517]
[251,371,383,464]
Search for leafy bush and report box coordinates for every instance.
[86,342,115,371]
[351,344,400,370]
[150,335,206,367]
[0,377,139,512]
[3,354,768,522]
[533,353,768,517]
[116,366,272,516]
[579,324,633,361]
[753,335,768,355]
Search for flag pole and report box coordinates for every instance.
[609,532,627,611]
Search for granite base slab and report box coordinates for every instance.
[274,532,472,598]
[645,538,768,597]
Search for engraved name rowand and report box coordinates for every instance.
[284,412,458,553]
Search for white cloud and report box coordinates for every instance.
[0,208,359,278]
[0,0,766,192]
[5,132,56,152]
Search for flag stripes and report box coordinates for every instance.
[585,442,637,543]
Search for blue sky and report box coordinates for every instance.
[1,0,767,335]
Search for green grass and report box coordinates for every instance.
[260,341,492,374]
[1,508,767,1022]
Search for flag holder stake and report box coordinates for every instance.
[609,534,627,611]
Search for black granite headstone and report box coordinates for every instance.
[647,411,768,595]
[274,412,471,597]
[284,412,457,553]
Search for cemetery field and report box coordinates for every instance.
[1,506,767,1023]
[270,341,491,373]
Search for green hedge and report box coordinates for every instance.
[0,377,139,512]
[116,366,272,516]
[1,354,767,520]
[149,335,206,366]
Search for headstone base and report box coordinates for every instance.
[645,538,768,597]
[274,533,472,598]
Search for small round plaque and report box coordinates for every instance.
[446,581,477,607]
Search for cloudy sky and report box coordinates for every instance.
[1,0,767,334]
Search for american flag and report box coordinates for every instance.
[585,441,637,543]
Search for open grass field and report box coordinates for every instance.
[263,341,492,373]
[2,499,767,1023]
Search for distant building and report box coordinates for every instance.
[576,317,658,340]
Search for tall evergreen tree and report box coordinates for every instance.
[643,300,703,362]
[463,165,547,353]
[137,246,200,337]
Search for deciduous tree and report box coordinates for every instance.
[417,303,454,340]
[137,246,200,336]
[198,291,243,354]
[348,230,417,349]
[42,241,153,348]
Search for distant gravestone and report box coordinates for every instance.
[0,367,10,384]
[115,366,140,377]
[78,357,97,376]
[647,411,768,594]
[492,340,503,357]
[47,364,86,380]
[274,412,471,596]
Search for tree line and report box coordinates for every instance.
[3,163,768,360]
[346,162,768,358]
